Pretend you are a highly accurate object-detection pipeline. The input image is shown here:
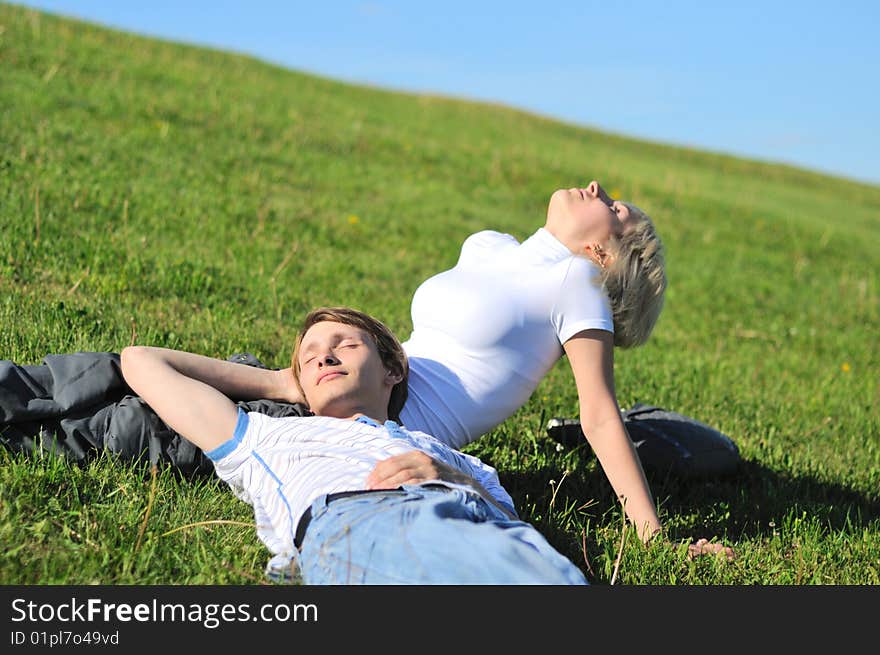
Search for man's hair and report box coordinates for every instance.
[601,203,667,348]
[292,306,409,421]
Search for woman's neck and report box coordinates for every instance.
[542,221,583,255]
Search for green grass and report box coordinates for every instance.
[1,3,878,585]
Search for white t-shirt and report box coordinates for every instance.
[400,228,613,449]
[207,409,515,564]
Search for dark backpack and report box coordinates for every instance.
[547,403,741,478]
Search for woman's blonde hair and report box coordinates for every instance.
[292,306,409,421]
[601,203,667,348]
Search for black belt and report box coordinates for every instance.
[294,484,454,549]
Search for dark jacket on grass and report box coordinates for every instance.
[0,352,309,476]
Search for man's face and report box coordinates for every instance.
[296,320,399,419]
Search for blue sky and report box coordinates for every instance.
[15,0,880,185]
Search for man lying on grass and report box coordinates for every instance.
[121,306,589,584]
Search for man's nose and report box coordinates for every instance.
[317,354,339,367]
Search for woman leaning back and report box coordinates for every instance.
[364,180,732,558]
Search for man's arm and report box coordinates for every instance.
[366,451,518,520]
[120,346,297,452]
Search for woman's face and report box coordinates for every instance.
[547,180,635,244]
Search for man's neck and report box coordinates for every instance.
[309,397,389,423]
[321,408,389,423]
[352,413,388,425]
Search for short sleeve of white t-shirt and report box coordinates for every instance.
[550,255,614,344]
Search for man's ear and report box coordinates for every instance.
[385,369,404,385]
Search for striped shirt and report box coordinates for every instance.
[206,409,516,562]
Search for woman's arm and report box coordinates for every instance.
[120,346,300,453]
[564,330,735,559]
[562,330,662,543]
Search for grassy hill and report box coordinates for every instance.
[1,3,878,584]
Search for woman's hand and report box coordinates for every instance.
[648,530,735,561]
[687,538,736,561]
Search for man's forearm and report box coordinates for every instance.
[124,347,299,403]
[120,346,247,452]
[365,451,517,520]
[467,478,518,521]
[425,460,517,520]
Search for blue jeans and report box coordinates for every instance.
[298,484,588,585]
